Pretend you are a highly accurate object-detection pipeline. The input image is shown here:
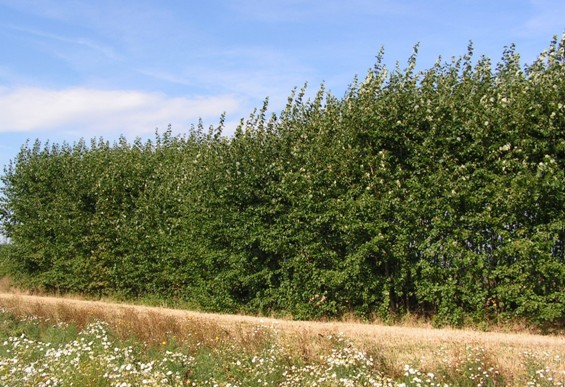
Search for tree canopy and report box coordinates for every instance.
[2,35,564,327]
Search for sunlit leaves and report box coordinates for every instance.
[1,34,565,327]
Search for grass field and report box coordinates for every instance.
[0,291,564,385]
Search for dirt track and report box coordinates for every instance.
[1,292,563,347]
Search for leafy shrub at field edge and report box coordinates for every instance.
[1,34,564,329]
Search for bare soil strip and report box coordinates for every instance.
[1,292,564,376]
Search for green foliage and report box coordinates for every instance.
[0,244,13,277]
[1,34,565,327]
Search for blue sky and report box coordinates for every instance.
[0,0,564,173]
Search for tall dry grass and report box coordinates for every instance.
[0,292,564,384]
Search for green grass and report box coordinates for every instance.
[1,306,565,386]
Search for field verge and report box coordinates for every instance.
[1,292,564,385]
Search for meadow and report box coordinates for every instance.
[0,292,564,386]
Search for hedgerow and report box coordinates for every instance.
[1,35,564,327]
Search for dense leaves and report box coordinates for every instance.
[2,35,564,326]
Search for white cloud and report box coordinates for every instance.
[0,87,241,137]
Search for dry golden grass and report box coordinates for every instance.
[0,276,16,293]
[1,291,564,383]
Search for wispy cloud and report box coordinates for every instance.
[0,87,241,137]
[0,1,182,61]
[230,0,417,22]
[5,24,119,61]
[139,46,317,111]
[523,0,565,37]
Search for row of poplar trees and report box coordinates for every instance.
[2,36,564,327]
